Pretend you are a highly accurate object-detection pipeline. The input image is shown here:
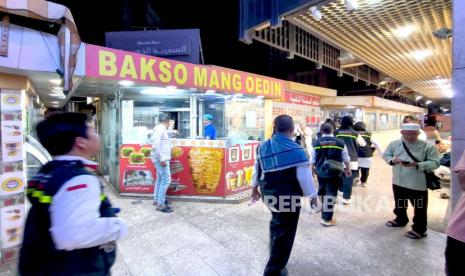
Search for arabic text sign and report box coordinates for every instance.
[86,45,284,98]
[105,29,199,63]
[278,91,320,107]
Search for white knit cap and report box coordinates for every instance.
[400,123,420,131]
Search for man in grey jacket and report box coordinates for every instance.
[383,123,440,239]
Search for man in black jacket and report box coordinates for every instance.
[311,123,351,226]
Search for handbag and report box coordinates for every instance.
[316,148,344,178]
[402,141,441,190]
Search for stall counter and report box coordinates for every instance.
[118,139,259,197]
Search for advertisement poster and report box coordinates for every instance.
[224,142,259,196]
[168,139,226,196]
[0,89,25,264]
[0,173,25,196]
[119,144,156,193]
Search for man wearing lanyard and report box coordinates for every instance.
[203,114,217,140]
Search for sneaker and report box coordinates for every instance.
[342,198,352,205]
[156,205,174,213]
[361,182,367,187]
[320,219,337,226]
[337,191,343,197]
[153,199,171,206]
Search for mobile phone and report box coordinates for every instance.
[401,161,411,165]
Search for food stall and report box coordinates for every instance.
[80,45,284,198]
[321,96,426,132]
[270,81,336,138]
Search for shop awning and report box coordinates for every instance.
[0,0,81,93]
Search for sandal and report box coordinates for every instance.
[385,220,406,227]
[405,230,427,239]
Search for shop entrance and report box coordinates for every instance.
[100,94,121,186]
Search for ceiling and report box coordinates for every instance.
[287,0,452,100]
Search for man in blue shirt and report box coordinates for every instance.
[203,114,217,140]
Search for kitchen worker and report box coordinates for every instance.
[19,112,127,275]
[203,114,217,140]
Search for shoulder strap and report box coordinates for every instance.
[402,141,420,163]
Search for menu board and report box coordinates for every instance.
[224,142,259,196]
[0,89,25,264]
[273,91,321,131]
[119,144,156,193]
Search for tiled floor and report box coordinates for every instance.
[109,152,449,276]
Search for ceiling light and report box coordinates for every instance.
[166,85,177,90]
[309,6,322,21]
[234,93,244,97]
[433,77,449,86]
[344,0,359,11]
[50,101,60,104]
[415,95,423,101]
[426,100,432,105]
[118,80,134,87]
[379,80,387,86]
[366,0,381,3]
[409,50,432,61]
[392,25,416,39]
[49,79,62,85]
[206,89,216,93]
[257,95,265,99]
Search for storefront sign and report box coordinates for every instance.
[105,29,202,64]
[86,45,284,98]
[276,91,320,107]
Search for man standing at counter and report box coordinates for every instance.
[203,114,217,140]
[151,114,173,213]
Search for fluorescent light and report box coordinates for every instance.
[395,85,404,92]
[344,0,359,11]
[50,101,60,104]
[206,89,216,93]
[379,80,387,85]
[410,50,432,61]
[366,0,381,3]
[118,80,135,86]
[415,95,423,101]
[166,85,177,90]
[141,87,167,95]
[392,25,416,39]
[257,95,265,99]
[426,100,432,105]
[49,79,62,85]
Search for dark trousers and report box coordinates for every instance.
[392,184,428,234]
[317,176,341,221]
[264,208,301,276]
[358,167,370,183]
[340,170,358,199]
[445,236,465,276]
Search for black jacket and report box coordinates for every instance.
[19,160,117,276]
[335,129,359,162]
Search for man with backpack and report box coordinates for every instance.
[311,123,351,226]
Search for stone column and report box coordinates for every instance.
[451,0,465,208]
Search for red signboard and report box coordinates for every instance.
[119,144,156,193]
[276,91,320,107]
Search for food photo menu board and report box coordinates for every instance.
[0,89,26,264]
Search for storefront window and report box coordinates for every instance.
[389,113,399,129]
[199,95,225,139]
[379,113,389,131]
[225,97,264,144]
[364,112,377,132]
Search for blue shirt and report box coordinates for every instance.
[204,124,217,140]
